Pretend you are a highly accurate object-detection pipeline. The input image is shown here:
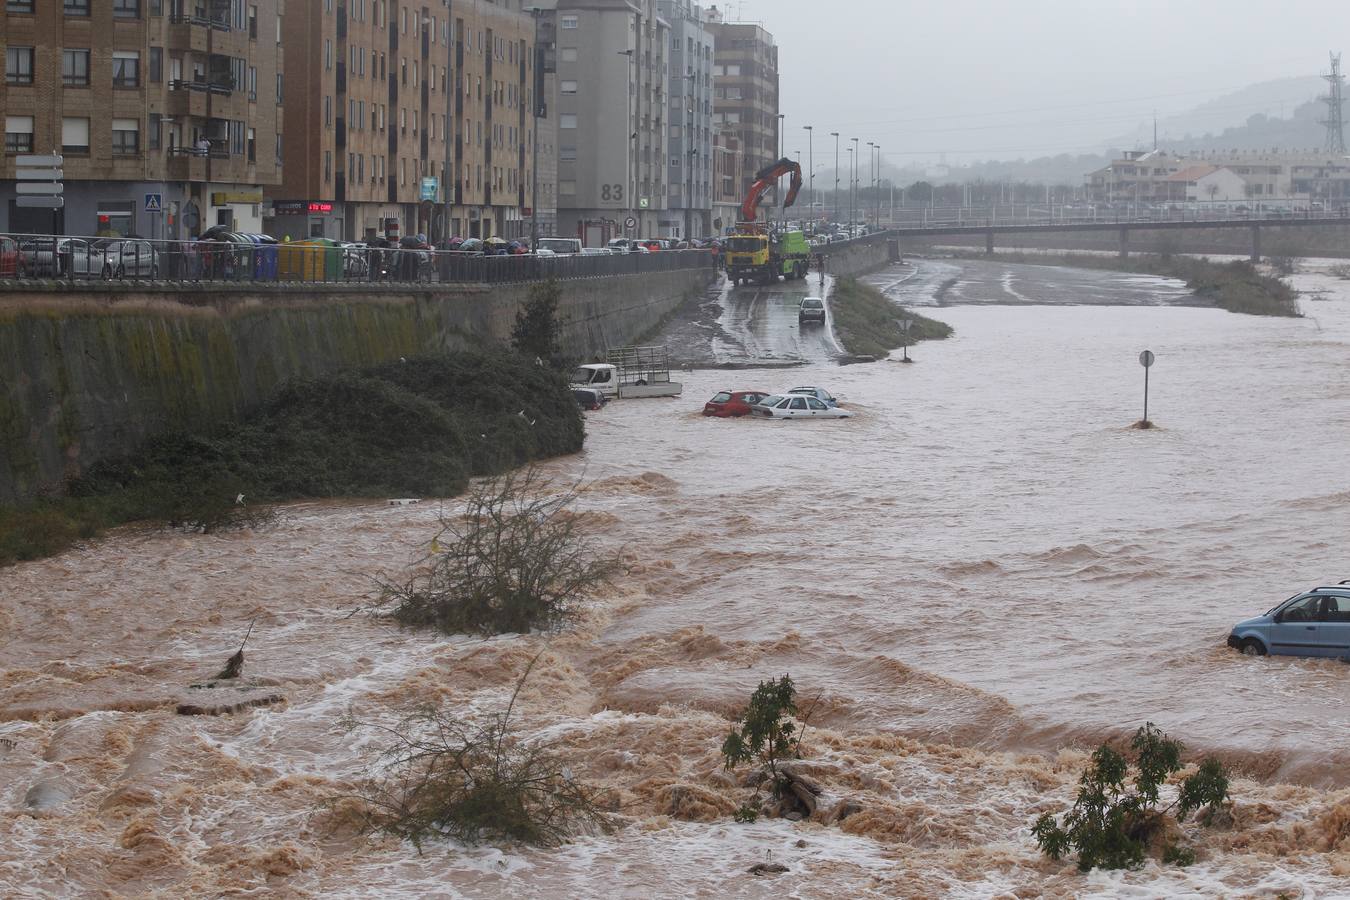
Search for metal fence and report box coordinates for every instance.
[0,233,717,287]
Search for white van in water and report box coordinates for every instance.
[536,237,582,255]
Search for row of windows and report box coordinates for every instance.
[6,46,281,103]
[5,114,269,162]
[6,0,134,14]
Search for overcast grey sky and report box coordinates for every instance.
[744,0,1350,167]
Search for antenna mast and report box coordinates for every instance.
[1320,51,1346,154]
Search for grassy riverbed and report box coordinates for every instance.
[945,250,1301,317]
[829,277,954,359]
[0,350,583,567]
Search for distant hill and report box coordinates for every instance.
[876,75,1340,187]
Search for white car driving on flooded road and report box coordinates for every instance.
[750,394,853,419]
[1227,583,1350,660]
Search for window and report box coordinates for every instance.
[148,113,161,150]
[113,51,140,88]
[560,114,577,129]
[63,50,90,86]
[276,73,283,104]
[560,80,577,94]
[7,0,34,11]
[324,95,332,126]
[6,48,34,86]
[149,48,163,84]
[560,146,577,161]
[560,14,578,29]
[113,0,140,17]
[64,0,90,15]
[5,116,34,154]
[324,150,332,183]
[560,47,578,63]
[112,118,140,154]
[248,66,257,100]
[61,117,90,154]
[247,127,256,162]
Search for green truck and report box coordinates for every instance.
[724,228,812,286]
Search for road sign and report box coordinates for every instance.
[624,215,637,229]
[145,193,163,213]
[16,196,64,209]
[15,154,63,167]
[15,168,63,181]
[420,177,438,202]
[638,197,650,209]
[1139,350,1155,425]
[16,182,63,194]
[1139,350,1155,368]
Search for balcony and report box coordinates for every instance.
[169,78,233,96]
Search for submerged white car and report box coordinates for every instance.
[751,394,853,419]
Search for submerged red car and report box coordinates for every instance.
[703,390,770,417]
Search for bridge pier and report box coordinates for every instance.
[1118,227,1129,258]
[985,230,994,255]
[1250,224,1261,263]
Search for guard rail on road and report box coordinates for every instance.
[0,233,717,287]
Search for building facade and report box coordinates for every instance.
[710,123,742,232]
[1,0,284,238]
[1087,148,1350,205]
[543,0,669,244]
[703,7,777,221]
[272,0,545,243]
[657,0,712,239]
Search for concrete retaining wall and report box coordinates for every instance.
[0,269,712,503]
[821,234,896,278]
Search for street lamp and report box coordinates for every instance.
[524,6,549,250]
[867,142,875,228]
[846,146,855,229]
[830,131,840,222]
[803,125,813,225]
[850,137,859,229]
[618,48,635,235]
[778,113,786,160]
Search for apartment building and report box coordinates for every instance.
[703,5,777,219]
[540,0,669,244]
[1,0,284,238]
[273,0,545,243]
[657,0,712,239]
[710,124,741,231]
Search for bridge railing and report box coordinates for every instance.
[884,205,1350,231]
[0,233,717,287]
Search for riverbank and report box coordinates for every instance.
[828,276,953,358]
[0,350,582,567]
[943,250,1300,316]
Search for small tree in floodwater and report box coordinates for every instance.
[1032,723,1231,871]
[373,467,624,636]
[511,278,563,365]
[721,675,820,821]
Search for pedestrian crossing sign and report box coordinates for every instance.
[144,193,163,213]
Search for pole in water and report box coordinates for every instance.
[1138,350,1155,427]
[900,317,913,363]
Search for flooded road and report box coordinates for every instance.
[3,258,1350,897]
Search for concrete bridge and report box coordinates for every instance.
[884,213,1350,261]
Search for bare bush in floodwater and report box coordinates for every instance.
[373,467,625,636]
[1032,723,1231,872]
[345,658,613,849]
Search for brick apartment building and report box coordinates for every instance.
[703,5,777,221]
[1,0,284,238]
[271,0,550,243]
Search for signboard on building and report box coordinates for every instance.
[211,191,264,205]
[420,177,439,202]
[274,201,334,216]
[144,193,163,213]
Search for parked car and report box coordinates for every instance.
[751,394,853,419]
[702,390,770,417]
[798,297,826,324]
[787,386,838,406]
[572,387,608,411]
[97,239,159,278]
[580,247,612,256]
[1227,582,1350,659]
[537,237,582,255]
[18,238,105,277]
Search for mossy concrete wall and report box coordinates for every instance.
[0,269,712,503]
[821,235,895,278]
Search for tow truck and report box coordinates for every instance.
[724,157,811,286]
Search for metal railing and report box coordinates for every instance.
[0,233,717,287]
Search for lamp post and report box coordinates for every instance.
[526,7,549,250]
[867,142,875,228]
[846,146,855,230]
[618,48,635,236]
[804,125,813,226]
[830,131,840,222]
[874,144,882,228]
[850,136,859,229]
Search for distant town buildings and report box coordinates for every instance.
[1087,149,1350,205]
[0,0,284,238]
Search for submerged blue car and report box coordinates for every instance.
[1228,583,1350,660]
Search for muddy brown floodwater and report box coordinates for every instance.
[3,259,1350,898]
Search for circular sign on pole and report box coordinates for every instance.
[624,216,637,230]
[900,318,913,333]
[1139,350,1155,368]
